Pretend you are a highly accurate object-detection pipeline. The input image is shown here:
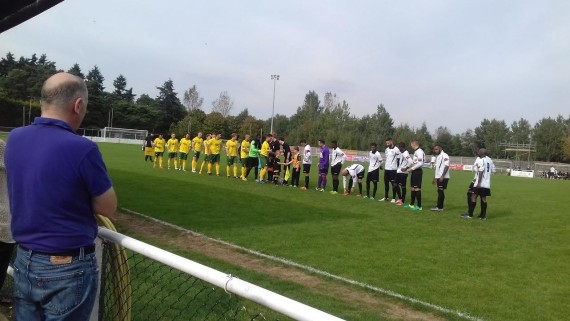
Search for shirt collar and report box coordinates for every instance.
[32,117,76,134]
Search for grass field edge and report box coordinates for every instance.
[119,207,486,321]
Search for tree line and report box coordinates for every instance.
[1,52,569,162]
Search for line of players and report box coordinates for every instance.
[143,133,494,219]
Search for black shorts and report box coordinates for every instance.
[474,187,491,197]
[247,157,259,168]
[396,173,408,185]
[331,163,342,176]
[303,164,311,174]
[155,152,164,157]
[467,182,475,194]
[384,170,397,182]
[436,178,449,190]
[209,154,220,163]
[169,152,177,159]
[367,168,379,181]
[318,166,329,175]
[356,170,365,180]
[193,151,201,159]
[411,169,423,188]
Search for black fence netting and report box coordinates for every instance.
[99,240,291,321]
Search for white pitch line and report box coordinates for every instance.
[120,208,485,321]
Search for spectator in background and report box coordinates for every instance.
[5,72,117,320]
[0,139,14,292]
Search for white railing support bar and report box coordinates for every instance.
[97,227,345,321]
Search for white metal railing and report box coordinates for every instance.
[97,227,345,321]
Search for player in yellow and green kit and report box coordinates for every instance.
[178,133,191,171]
[208,133,222,176]
[153,134,166,169]
[259,134,272,182]
[225,133,239,178]
[198,134,211,174]
[166,133,179,170]
[191,132,204,173]
[239,134,250,179]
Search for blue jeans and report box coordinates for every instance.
[12,246,99,321]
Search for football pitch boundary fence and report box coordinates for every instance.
[121,208,486,321]
[95,226,345,321]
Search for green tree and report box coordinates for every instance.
[67,63,84,79]
[474,119,510,157]
[156,79,186,131]
[460,129,478,156]
[392,124,415,147]
[204,112,228,136]
[112,74,135,103]
[414,122,433,150]
[562,136,570,162]
[533,116,565,162]
[510,118,532,143]
[83,65,109,128]
[0,52,17,78]
[434,126,454,153]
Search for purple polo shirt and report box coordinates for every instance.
[5,117,112,253]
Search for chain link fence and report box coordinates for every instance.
[99,241,291,321]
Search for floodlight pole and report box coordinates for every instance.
[270,74,279,134]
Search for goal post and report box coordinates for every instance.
[100,127,148,145]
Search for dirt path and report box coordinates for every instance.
[116,212,447,321]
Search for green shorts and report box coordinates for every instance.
[259,156,268,167]
[169,152,177,159]
[193,151,201,159]
[227,156,237,165]
[179,152,188,160]
[155,152,164,157]
[209,154,220,164]
[240,157,248,166]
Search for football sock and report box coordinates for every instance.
[395,185,402,200]
[366,180,371,197]
[199,162,205,173]
[333,178,339,191]
[401,187,407,203]
[437,189,445,209]
[481,201,487,217]
[233,165,237,177]
[385,181,390,199]
[410,191,416,205]
[372,182,378,198]
[182,160,186,170]
[174,159,178,169]
[241,167,246,178]
[468,200,476,215]
[416,191,422,207]
[317,176,323,189]
[348,179,353,192]
[358,182,363,194]
[227,165,231,177]
[159,158,163,168]
[260,168,267,181]
[192,159,197,171]
[207,163,212,174]
[322,176,327,189]
[215,163,220,175]
[153,158,157,167]
[305,176,309,188]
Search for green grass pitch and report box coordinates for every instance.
[92,142,570,320]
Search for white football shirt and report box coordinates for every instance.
[303,144,312,164]
[331,147,345,166]
[435,151,450,179]
[397,150,411,174]
[384,146,400,170]
[474,156,492,188]
[368,151,383,171]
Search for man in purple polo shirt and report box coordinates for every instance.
[5,72,117,321]
[316,139,330,192]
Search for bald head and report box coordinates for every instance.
[41,73,88,111]
[40,73,88,130]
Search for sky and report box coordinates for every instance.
[1,0,569,134]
